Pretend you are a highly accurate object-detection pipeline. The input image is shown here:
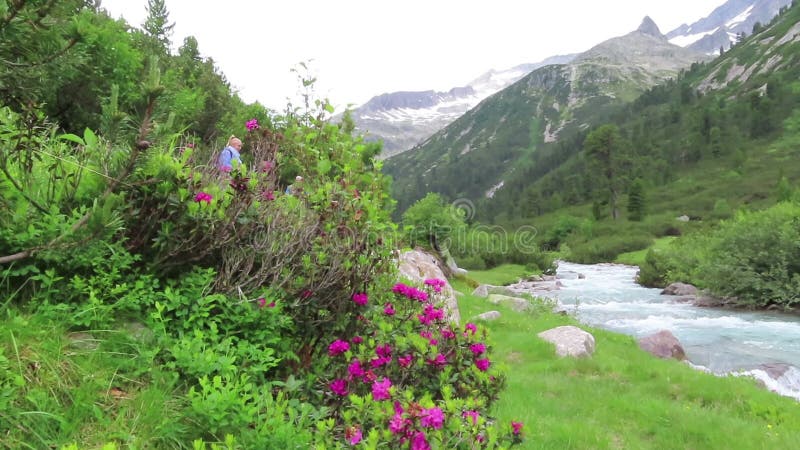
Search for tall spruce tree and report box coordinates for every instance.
[627,179,646,221]
[143,0,175,53]
[584,124,626,220]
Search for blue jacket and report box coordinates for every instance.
[218,145,241,170]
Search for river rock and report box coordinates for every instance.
[692,294,725,307]
[537,326,595,358]
[472,284,518,298]
[487,294,530,311]
[398,249,460,324]
[637,330,686,360]
[661,282,698,296]
[757,363,792,380]
[475,311,501,321]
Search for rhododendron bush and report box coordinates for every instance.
[314,279,523,448]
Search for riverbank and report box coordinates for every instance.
[455,268,800,448]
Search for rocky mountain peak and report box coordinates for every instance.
[637,16,664,38]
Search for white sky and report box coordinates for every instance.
[99,0,725,111]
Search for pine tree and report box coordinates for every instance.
[627,179,645,221]
[143,0,175,53]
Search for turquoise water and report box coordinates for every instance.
[523,261,800,400]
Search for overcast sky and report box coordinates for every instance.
[99,0,725,111]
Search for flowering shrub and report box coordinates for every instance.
[314,279,523,448]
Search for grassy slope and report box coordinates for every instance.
[456,268,800,449]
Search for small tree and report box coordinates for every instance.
[627,179,646,221]
[143,0,175,53]
[584,124,627,220]
[402,193,466,251]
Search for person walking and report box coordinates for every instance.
[218,135,243,171]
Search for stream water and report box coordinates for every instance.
[521,261,800,400]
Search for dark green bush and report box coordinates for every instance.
[700,203,800,308]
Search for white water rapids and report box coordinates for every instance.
[521,261,800,400]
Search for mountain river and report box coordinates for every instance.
[516,261,800,400]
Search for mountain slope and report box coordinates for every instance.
[348,54,576,158]
[481,2,800,224]
[666,0,793,54]
[384,18,708,215]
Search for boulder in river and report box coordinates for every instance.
[661,282,698,296]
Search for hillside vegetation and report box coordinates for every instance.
[389,3,800,310]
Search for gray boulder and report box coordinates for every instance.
[637,330,686,360]
[537,326,595,358]
[488,294,530,312]
[472,284,518,298]
[475,311,501,321]
[661,282,698,296]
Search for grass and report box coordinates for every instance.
[452,274,800,449]
[615,236,678,266]
[467,264,531,286]
[0,313,188,449]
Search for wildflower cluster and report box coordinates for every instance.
[193,191,212,204]
[317,278,523,448]
[246,118,259,131]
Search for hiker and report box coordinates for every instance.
[286,175,304,195]
[218,135,243,171]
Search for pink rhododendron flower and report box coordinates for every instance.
[219,165,232,173]
[186,142,195,148]
[441,328,456,339]
[352,292,368,306]
[194,192,212,204]
[398,354,413,367]
[245,118,259,131]
[392,283,429,302]
[268,300,275,308]
[463,410,480,425]
[426,353,447,368]
[329,379,348,396]
[352,335,363,344]
[470,343,486,355]
[465,322,477,335]
[424,278,446,293]
[410,431,431,450]
[428,338,439,346]
[301,289,313,299]
[362,369,377,383]
[511,421,523,435]
[348,360,364,378]
[257,297,266,308]
[372,377,392,401]
[420,407,444,429]
[376,344,392,358]
[328,339,350,356]
[370,356,391,368]
[345,426,362,445]
[261,190,275,201]
[475,358,490,372]
[383,303,396,316]
[420,330,433,339]
[389,412,407,434]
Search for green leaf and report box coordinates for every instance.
[317,158,331,175]
[59,133,85,146]
[83,128,98,149]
